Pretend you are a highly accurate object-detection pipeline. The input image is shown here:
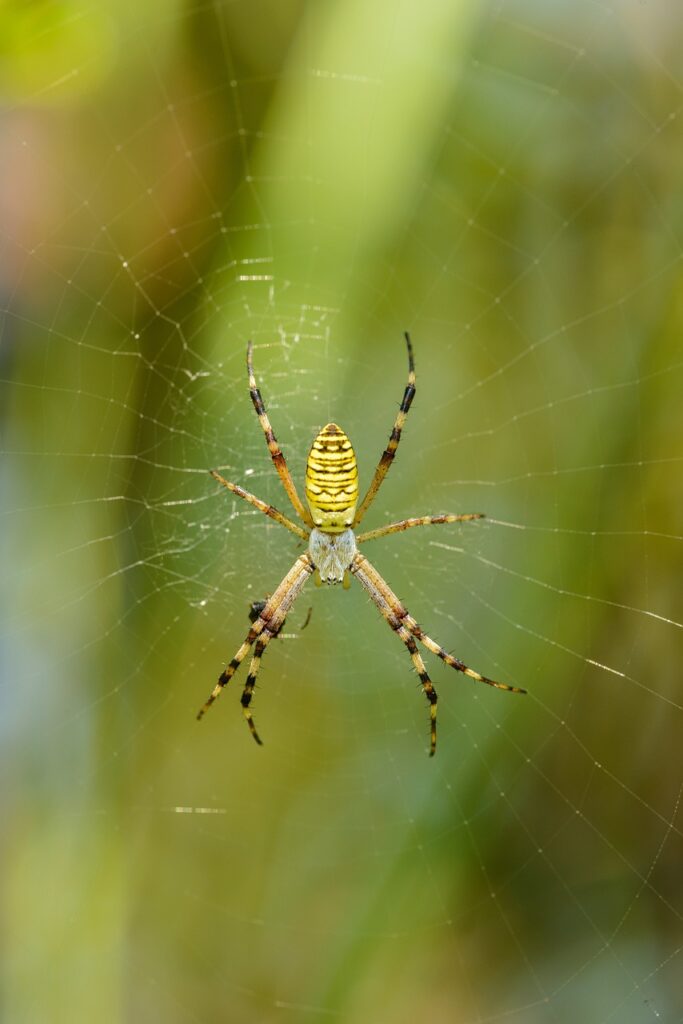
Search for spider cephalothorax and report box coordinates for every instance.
[197,334,525,755]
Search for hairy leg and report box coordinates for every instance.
[196,554,314,720]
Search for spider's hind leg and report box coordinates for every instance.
[353,332,416,526]
[246,341,313,527]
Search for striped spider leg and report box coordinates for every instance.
[350,552,525,756]
[353,331,416,526]
[197,554,314,743]
[247,340,314,528]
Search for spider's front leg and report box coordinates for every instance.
[350,553,440,755]
[240,638,268,745]
[350,552,525,755]
[197,555,314,730]
[196,627,262,721]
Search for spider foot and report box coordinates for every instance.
[196,690,220,721]
[243,709,264,745]
[463,665,526,694]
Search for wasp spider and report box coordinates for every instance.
[198,334,525,755]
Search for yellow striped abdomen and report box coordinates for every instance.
[305,423,359,533]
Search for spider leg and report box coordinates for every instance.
[403,616,526,693]
[350,553,438,754]
[351,550,525,709]
[196,554,314,721]
[239,606,313,743]
[356,513,484,544]
[396,624,439,755]
[354,332,416,526]
[247,341,314,527]
[240,638,268,745]
[210,470,308,539]
[239,578,316,745]
[196,628,261,721]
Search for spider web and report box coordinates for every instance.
[2,1,682,1021]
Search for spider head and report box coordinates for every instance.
[305,422,359,533]
[308,527,357,583]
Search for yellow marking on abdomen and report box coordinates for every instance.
[305,422,359,533]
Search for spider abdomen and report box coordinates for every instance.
[305,422,359,532]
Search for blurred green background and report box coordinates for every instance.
[2,1,682,1022]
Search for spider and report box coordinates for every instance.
[197,334,525,755]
